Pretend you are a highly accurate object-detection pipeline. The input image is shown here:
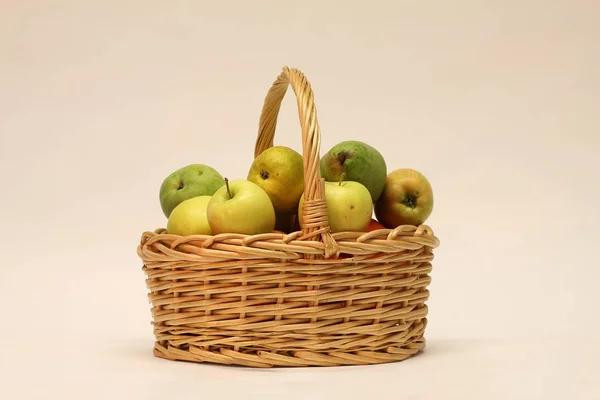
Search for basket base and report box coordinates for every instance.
[151,338,426,368]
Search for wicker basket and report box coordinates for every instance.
[137,66,440,368]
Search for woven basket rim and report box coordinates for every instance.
[138,224,439,262]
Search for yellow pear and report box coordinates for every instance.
[247,146,304,214]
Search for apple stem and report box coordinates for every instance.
[339,172,346,186]
[224,177,232,199]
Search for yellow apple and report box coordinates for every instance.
[298,180,373,233]
[166,195,212,236]
[207,179,276,235]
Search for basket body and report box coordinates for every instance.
[137,67,439,367]
[139,225,438,367]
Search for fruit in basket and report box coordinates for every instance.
[327,253,352,260]
[375,168,434,227]
[207,178,276,235]
[290,213,301,232]
[159,164,225,217]
[166,195,212,236]
[298,178,372,233]
[366,218,387,232]
[274,212,296,233]
[247,146,305,213]
[320,140,387,202]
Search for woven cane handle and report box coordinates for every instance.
[255,67,338,257]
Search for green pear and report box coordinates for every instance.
[320,141,387,202]
[159,164,225,217]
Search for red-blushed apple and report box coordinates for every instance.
[207,178,276,235]
[375,168,434,228]
[366,218,386,232]
[298,180,373,233]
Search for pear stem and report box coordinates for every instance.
[339,172,346,186]
[224,177,232,199]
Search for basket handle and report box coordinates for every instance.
[254,66,338,258]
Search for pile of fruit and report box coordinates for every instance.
[159,140,434,239]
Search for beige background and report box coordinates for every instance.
[1,0,599,399]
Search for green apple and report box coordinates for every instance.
[167,195,212,236]
[320,140,387,202]
[375,168,434,227]
[159,164,225,218]
[298,180,373,233]
[207,179,276,235]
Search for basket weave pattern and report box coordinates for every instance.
[137,67,440,367]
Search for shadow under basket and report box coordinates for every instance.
[136,66,440,368]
